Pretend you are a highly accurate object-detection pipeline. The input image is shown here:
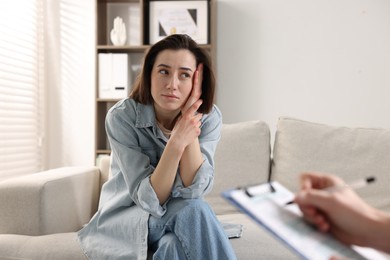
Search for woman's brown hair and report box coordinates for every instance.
[130,34,215,114]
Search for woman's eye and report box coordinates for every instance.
[159,69,168,75]
[180,72,191,79]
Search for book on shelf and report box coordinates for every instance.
[98,53,129,99]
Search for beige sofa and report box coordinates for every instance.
[1,117,390,259]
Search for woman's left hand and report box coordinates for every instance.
[171,99,203,150]
[182,63,203,114]
[171,63,203,152]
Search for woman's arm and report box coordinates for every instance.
[149,138,184,205]
[178,63,204,187]
[173,106,222,199]
[105,102,166,217]
[179,138,204,187]
[150,99,203,204]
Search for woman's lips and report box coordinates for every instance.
[162,94,179,100]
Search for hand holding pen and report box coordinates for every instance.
[285,176,375,205]
[293,172,390,254]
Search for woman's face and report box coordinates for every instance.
[151,49,196,116]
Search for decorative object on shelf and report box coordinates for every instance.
[149,1,208,44]
[110,16,127,46]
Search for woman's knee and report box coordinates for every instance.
[153,233,187,260]
[158,233,180,247]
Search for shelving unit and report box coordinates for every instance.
[95,0,216,160]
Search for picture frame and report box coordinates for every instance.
[149,1,209,44]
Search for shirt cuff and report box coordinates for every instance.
[137,176,167,218]
[172,161,214,199]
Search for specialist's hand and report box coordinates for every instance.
[295,172,390,251]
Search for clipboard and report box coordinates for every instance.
[222,181,369,260]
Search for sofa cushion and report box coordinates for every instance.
[272,117,390,212]
[205,121,271,215]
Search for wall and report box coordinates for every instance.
[216,0,390,137]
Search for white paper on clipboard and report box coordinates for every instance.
[222,181,387,260]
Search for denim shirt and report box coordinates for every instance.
[78,98,222,260]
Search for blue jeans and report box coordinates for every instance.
[148,198,237,260]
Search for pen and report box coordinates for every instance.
[285,176,376,206]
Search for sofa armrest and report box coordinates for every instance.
[97,154,111,188]
[0,167,100,236]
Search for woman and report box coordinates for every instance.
[78,34,236,260]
